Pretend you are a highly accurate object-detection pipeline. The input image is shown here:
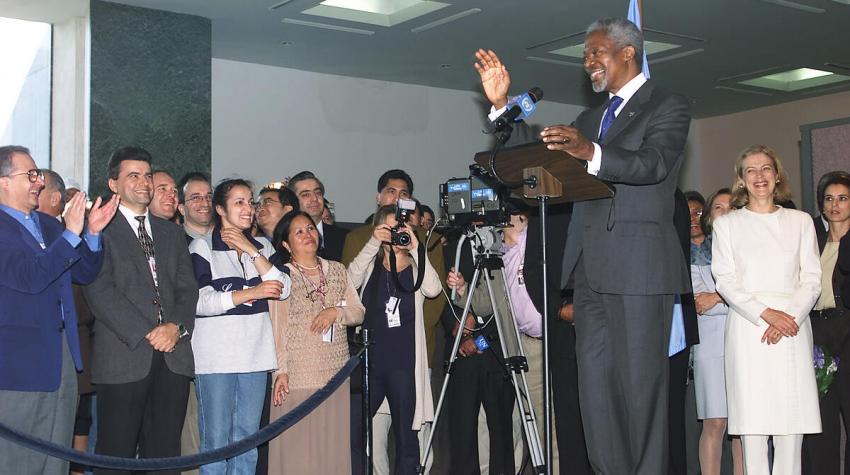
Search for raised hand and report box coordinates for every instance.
[86,194,120,235]
[372,224,392,244]
[474,49,511,109]
[220,228,257,255]
[63,191,86,236]
[446,267,468,297]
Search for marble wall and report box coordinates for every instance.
[89,0,210,198]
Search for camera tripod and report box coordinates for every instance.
[418,226,545,474]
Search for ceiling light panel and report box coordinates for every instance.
[302,0,449,27]
[738,68,850,92]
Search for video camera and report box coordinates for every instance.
[439,165,509,228]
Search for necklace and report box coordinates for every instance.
[292,260,327,306]
[292,258,321,270]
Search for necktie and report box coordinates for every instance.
[598,95,624,141]
[135,216,163,323]
[135,216,155,260]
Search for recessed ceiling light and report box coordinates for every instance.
[302,0,449,27]
[738,67,850,92]
[410,8,480,33]
[269,0,295,10]
[281,17,375,35]
[760,0,825,13]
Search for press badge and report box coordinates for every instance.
[386,296,401,328]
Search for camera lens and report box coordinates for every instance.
[392,229,411,246]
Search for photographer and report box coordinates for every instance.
[343,170,446,474]
[347,204,442,474]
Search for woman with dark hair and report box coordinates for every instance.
[189,178,292,474]
[266,210,364,475]
[347,204,441,475]
[712,145,822,474]
[803,171,850,474]
[690,188,742,475]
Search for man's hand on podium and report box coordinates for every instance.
[541,124,595,161]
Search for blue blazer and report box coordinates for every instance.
[0,210,103,391]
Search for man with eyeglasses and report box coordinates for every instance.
[255,185,298,240]
[288,170,348,262]
[0,145,119,475]
[149,170,179,223]
[177,172,214,246]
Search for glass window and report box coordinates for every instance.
[0,17,52,168]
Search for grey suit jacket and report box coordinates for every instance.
[561,80,692,295]
[84,212,198,384]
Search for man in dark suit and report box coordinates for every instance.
[287,170,348,262]
[0,145,118,474]
[475,17,691,474]
[83,147,198,475]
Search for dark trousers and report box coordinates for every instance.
[573,259,673,475]
[351,391,364,475]
[803,344,850,475]
[94,351,190,475]
[549,320,593,475]
[255,373,273,475]
[445,352,515,475]
[369,368,419,475]
[668,347,689,475]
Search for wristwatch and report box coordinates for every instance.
[177,324,190,340]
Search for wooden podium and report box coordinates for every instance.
[472,140,613,475]
[473,141,614,204]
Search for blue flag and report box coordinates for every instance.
[627,0,651,79]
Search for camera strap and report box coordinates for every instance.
[388,241,426,293]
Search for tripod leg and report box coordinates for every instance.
[418,265,484,474]
[482,268,546,473]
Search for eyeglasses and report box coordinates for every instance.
[2,169,44,183]
[254,198,281,210]
[689,209,703,218]
[186,194,212,204]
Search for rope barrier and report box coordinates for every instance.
[0,349,363,471]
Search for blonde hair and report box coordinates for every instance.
[730,144,792,208]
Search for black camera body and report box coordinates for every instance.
[390,198,417,246]
[390,228,411,246]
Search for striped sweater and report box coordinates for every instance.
[189,227,291,374]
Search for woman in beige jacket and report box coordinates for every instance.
[347,204,442,474]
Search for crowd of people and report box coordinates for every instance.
[1,14,850,475]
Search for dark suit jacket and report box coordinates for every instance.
[84,211,198,384]
[673,189,699,347]
[841,232,850,309]
[0,210,103,391]
[319,222,348,263]
[562,80,692,296]
[813,214,828,247]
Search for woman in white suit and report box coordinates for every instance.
[712,144,822,475]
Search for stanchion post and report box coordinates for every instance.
[362,328,372,475]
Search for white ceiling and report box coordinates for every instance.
[5,0,850,117]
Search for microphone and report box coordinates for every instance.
[492,87,544,131]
